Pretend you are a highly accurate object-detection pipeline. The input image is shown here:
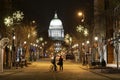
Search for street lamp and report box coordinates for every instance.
[84,28,89,36]
[77,11,89,37]
[39,37,43,42]
[78,11,84,22]
[94,36,98,41]
[78,12,83,16]
[86,40,90,44]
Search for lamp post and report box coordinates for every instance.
[86,40,90,52]
[92,36,100,64]
[78,11,85,22]
[77,11,89,38]
[76,11,90,64]
[39,37,43,57]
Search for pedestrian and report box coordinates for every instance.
[51,55,57,71]
[57,55,63,71]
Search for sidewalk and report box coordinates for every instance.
[0,67,24,76]
[0,61,32,76]
[78,63,120,79]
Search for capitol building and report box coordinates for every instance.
[48,13,64,41]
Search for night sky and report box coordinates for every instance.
[12,0,94,39]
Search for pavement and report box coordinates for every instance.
[77,62,120,80]
[0,58,120,80]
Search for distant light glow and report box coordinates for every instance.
[28,33,30,38]
[45,41,47,44]
[84,28,89,36]
[86,40,90,44]
[78,12,83,17]
[82,43,85,46]
[13,36,16,40]
[39,37,43,41]
[36,39,39,43]
[24,41,27,44]
[94,36,98,41]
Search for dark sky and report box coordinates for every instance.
[12,0,94,39]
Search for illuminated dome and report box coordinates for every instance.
[48,12,64,40]
[50,18,62,26]
[49,13,63,29]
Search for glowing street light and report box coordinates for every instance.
[94,36,98,41]
[86,40,90,44]
[39,37,43,42]
[76,12,89,37]
[82,43,85,46]
[24,41,27,44]
[78,12,83,17]
[36,39,39,43]
[77,11,89,36]
[45,41,47,44]
[13,35,16,40]
[78,11,84,22]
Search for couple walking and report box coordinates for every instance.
[51,55,63,71]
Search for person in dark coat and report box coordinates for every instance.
[58,55,63,71]
[51,55,57,71]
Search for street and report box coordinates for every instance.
[1,1,120,80]
[0,59,120,80]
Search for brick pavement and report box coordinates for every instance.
[0,59,120,80]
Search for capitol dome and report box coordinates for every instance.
[49,13,63,29]
[48,12,64,40]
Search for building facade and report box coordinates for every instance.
[93,0,120,65]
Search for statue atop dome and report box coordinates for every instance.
[54,13,58,19]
